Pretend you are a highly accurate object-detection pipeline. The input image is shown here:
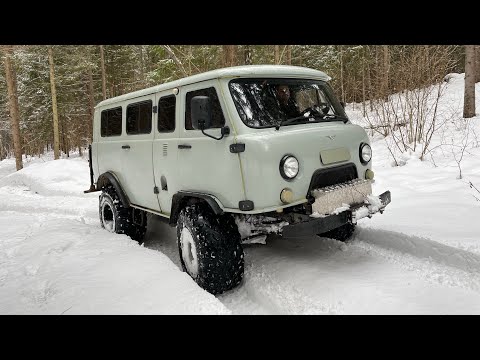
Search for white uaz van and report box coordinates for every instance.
[86,65,391,294]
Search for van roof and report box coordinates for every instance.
[95,65,331,109]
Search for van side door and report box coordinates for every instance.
[152,91,179,215]
[177,81,245,210]
[121,95,159,211]
[96,106,125,187]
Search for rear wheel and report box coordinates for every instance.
[177,203,244,295]
[99,185,147,244]
[318,223,356,242]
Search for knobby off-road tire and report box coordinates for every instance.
[177,203,244,295]
[99,185,147,244]
[318,223,356,242]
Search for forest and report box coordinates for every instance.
[1,45,478,169]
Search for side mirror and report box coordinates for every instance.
[191,96,212,130]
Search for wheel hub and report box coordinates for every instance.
[101,201,115,232]
[180,227,199,277]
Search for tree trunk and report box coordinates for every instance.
[62,116,69,157]
[138,45,145,86]
[339,45,345,103]
[48,46,60,160]
[3,46,23,170]
[274,45,280,64]
[286,45,292,65]
[475,45,480,83]
[222,45,236,67]
[464,45,476,118]
[382,45,390,99]
[100,45,107,100]
[188,45,192,74]
[367,47,373,111]
[362,48,366,116]
[244,45,252,65]
[163,45,188,76]
[87,66,95,143]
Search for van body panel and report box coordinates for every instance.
[176,80,245,209]
[152,90,180,214]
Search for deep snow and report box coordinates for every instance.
[1,73,480,314]
[0,157,229,314]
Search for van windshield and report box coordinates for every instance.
[229,78,347,129]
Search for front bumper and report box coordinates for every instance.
[282,190,391,238]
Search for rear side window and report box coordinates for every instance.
[185,87,225,130]
[158,95,176,132]
[126,100,152,135]
[100,107,122,137]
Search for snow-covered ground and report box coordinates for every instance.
[1,74,480,314]
[0,157,229,314]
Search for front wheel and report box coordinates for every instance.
[177,203,244,295]
[318,223,356,242]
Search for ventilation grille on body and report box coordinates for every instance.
[163,143,168,157]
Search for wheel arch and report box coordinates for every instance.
[97,171,130,208]
[169,191,224,226]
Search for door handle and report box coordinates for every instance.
[178,144,192,149]
[122,145,130,149]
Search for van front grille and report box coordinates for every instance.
[308,163,358,194]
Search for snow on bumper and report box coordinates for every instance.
[350,191,391,222]
[310,179,390,221]
[281,179,391,238]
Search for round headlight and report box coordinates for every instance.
[280,155,299,180]
[360,143,372,164]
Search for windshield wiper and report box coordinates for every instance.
[275,114,320,130]
[322,114,349,123]
[275,113,348,130]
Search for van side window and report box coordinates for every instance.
[100,107,122,137]
[158,95,176,132]
[185,87,225,130]
[126,100,152,135]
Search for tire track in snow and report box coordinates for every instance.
[220,263,341,315]
[353,227,480,293]
[355,227,480,274]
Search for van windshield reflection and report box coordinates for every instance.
[228,79,346,129]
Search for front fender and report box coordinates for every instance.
[169,191,224,226]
